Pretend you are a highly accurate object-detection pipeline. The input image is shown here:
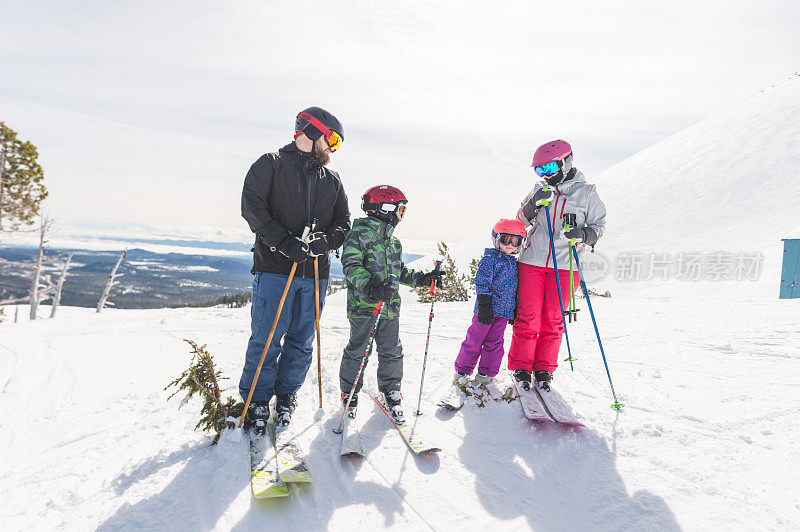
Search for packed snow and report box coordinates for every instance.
[2,284,799,530]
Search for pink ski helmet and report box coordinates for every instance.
[491,218,526,253]
[531,139,572,167]
[531,139,574,185]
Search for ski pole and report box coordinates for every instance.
[303,218,324,410]
[541,184,576,372]
[414,260,443,416]
[334,274,397,434]
[239,262,298,428]
[314,256,322,409]
[571,244,624,411]
[563,215,580,365]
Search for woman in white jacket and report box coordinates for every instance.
[509,140,607,391]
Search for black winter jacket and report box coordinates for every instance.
[241,143,351,279]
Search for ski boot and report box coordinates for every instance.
[513,369,533,391]
[247,401,270,436]
[475,373,492,385]
[453,371,469,387]
[382,390,405,425]
[274,394,297,427]
[534,370,553,392]
[341,391,358,419]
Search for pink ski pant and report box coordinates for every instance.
[508,263,579,374]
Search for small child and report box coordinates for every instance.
[452,219,526,389]
[339,185,444,424]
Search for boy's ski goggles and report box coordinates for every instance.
[382,202,407,219]
[499,234,523,247]
[533,161,560,177]
[296,112,343,151]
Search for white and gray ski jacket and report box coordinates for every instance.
[516,170,606,270]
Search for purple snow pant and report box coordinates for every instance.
[454,314,509,378]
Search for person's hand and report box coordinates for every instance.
[521,188,555,221]
[367,279,396,302]
[476,294,494,325]
[563,226,598,246]
[307,232,329,257]
[532,187,554,207]
[417,269,445,288]
[278,236,309,263]
[563,226,585,242]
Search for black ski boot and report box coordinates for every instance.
[275,394,297,427]
[247,401,270,436]
[382,390,405,425]
[341,391,358,419]
[534,370,553,392]
[513,369,532,391]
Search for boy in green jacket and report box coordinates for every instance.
[339,185,444,424]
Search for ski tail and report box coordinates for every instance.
[367,391,441,454]
[249,422,289,499]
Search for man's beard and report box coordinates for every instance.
[313,142,330,166]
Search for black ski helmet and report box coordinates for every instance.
[295,106,344,141]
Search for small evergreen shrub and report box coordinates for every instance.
[165,339,245,444]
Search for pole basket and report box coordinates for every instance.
[610,401,625,411]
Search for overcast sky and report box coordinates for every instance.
[1,0,798,243]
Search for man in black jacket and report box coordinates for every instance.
[240,106,350,430]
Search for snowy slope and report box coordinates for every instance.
[2,291,800,530]
[411,73,800,300]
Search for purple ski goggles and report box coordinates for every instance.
[533,161,560,177]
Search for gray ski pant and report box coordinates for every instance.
[339,316,403,394]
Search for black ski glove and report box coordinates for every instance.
[476,294,494,325]
[307,232,329,257]
[277,236,309,263]
[366,278,396,302]
[563,226,598,246]
[521,188,555,221]
[416,269,445,288]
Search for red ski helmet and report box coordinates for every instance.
[491,218,526,253]
[362,185,408,226]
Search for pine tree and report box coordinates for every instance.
[165,339,245,444]
[414,242,470,303]
[467,257,480,295]
[0,123,48,235]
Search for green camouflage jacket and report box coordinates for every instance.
[341,216,421,319]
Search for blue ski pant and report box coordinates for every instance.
[239,272,328,403]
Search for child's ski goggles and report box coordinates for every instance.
[382,202,407,220]
[499,234,523,247]
[533,161,560,177]
[296,112,343,151]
